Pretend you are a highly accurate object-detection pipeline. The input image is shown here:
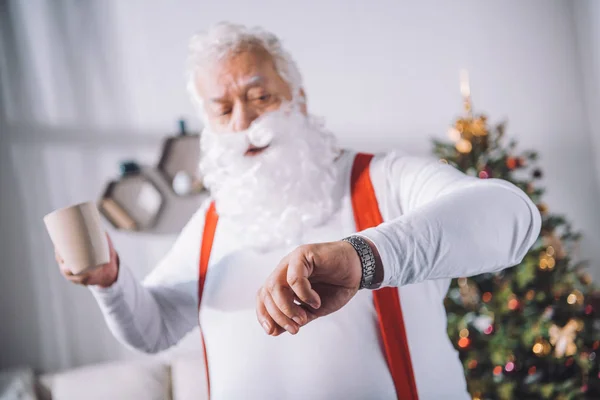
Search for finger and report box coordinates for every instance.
[66,274,91,285]
[106,233,117,255]
[55,251,64,265]
[256,289,284,336]
[287,255,321,309]
[59,264,74,277]
[263,289,300,335]
[268,278,308,326]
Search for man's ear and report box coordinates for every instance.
[299,88,307,115]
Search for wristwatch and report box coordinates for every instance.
[342,235,379,290]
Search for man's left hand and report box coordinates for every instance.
[256,241,362,336]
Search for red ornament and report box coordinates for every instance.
[484,325,494,335]
[505,362,515,372]
[585,304,593,315]
[478,166,492,179]
[566,357,574,366]
[506,157,517,170]
[508,298,519,310]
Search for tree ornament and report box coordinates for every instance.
[533,338,552,356]
[507,295,519,311]
[526,290,536,301]
[473,315,494,333]
[566,290,584,306]
[506,157,517,170]
[549,319,581,357]
[542,233,566,260]
[537,203,548,215]
[539,251,556,270]
[455,139,473,154]
[447,127,461,142]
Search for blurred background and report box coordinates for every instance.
[1,0,599,391]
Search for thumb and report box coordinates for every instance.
[287,250,321,309]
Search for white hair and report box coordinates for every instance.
[186,22,303,114]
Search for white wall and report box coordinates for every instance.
[572,1,600,205]
[2,0,599,373]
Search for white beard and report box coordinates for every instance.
[199,104,340,251]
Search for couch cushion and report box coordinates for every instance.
[49,360,170,400]
[171,353,208,400]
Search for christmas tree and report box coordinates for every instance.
[435,71,600,400]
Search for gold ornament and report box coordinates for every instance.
[539,251,555,270]
[549,319,581,357]
[532,338,552,356]
[448,127,462,142]
[542,233,566,260]
[566,290,584,306]
[455,139,473,154]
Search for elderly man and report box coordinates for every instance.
[56,22,541,399]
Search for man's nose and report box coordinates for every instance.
[231,104,257,132]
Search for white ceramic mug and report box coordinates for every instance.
[44,201,109,275]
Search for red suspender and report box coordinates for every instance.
[198,201,218,398]
[350,153,419,400]
[197,154,418,399]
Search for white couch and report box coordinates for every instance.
[36,353,208,400]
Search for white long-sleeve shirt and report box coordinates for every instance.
[90,150,541,400]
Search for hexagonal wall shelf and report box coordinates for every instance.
[157,120,204,196]
[99,162,164,232]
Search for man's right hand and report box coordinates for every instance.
[56,233,120,288]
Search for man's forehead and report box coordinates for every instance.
[198,50,276,99]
